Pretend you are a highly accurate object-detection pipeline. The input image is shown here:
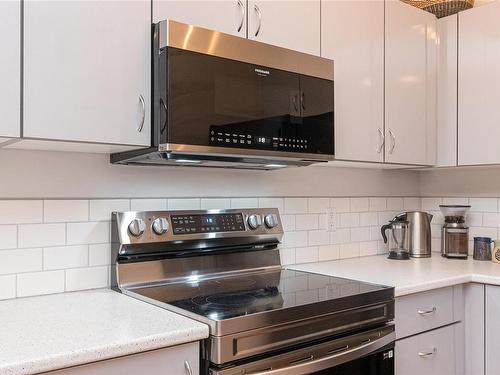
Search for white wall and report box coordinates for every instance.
[0,149,420,199]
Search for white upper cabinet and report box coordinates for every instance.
[247,0,320,56]
[153,0,247,37]
[322,0,384,163]
[24,1,151,147]
[458,1,500,166]
[0,0,21,138]
[385,0,437,166]
[437,14,458,167]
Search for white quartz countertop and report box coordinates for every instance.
[291,255,500,297]
[0,289,209,375]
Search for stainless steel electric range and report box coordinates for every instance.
[111,208,395,375]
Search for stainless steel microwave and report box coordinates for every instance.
[111,20,335,170]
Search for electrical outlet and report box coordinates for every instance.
[326,208,337,232]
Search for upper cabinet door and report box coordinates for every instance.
[153,0,247,37]
[0,0,21,138]
[385,0,437,166]
[437,14,458,167]
[247,0,320,56]
[322,0,384,163]
[458,1,500,166]
[24,1,151,146]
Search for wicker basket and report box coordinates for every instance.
[401,0,474,18]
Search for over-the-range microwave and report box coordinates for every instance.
[111,20,335,170]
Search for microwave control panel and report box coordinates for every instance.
[209,130,310,153]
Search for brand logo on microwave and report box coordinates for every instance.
[255,68,270,76]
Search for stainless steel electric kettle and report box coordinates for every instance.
[392,211,433,258]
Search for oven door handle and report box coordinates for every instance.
[248,330,395,375]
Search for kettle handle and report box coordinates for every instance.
[381,223,391,244]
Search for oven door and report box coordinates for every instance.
[209,324,395,375]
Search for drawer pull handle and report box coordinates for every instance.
[417,307,436,315]
[418,347,437,358]
[184,360,193,375]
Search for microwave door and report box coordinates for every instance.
[166,48,301,151]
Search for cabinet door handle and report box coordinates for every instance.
[236,0,245,32]
[254,4,262,37]
[417,306,436,315]
[138,94,146,133]
[184,360,193,375]
[388,129,395,154]
[301,92,306,112]
[418,347,437,358]
[376,128,385,154]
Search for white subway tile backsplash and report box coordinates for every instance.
[130,199,167,211]
[330,198,350,213]
[330,228,351,244]
[259,198,284,212]
[279,248,296,266]
[43,245,88,270]
[283,198,308,214]
[230,198,259,209]
[296,215,318,231]
[469,198,497,213]
[18,223,66,248]
[318,245,339,261]
[350,227,371,242]
[443,197,469,205]
[386,198,404,211]
[89,244,111,266]
[421,197,442,211]
[89,199,130,221]
[0,248,42,275]
[470,226,497,239]
[283,231,308,248]
[280,215,296,231]
[0,275,16,299]
[168,198,200,210]
[201,198,231,210]
[67,222,110,245]
[0,225,17,250]
[0,200,42,224]
[369,198,386,211]
[359,241,378,257]
[350,198,369,212]
[339,213,359,228]
[403,197,421,210]
[5,194,500,301]
[483,213,500,227]
[17,270,65,297]
[360,212,378,226]
[308,198,329,213]
[339,243,360,259]
[65,266,108,292]
[308,230,329,246]
[296,246,319,264]
[44,200,89,223]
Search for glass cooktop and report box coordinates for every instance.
[131,269,391,321]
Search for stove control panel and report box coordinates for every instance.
[114,208,283,245]
[171,213,245,234]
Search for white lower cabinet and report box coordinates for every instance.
[485,285,500,375]
[48,342,199,375]
[396,324,457,375]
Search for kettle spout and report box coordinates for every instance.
[427,212,434,222]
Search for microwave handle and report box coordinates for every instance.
[244,330,394,375]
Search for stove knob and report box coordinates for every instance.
[264,214,279,229]
[152,217,169,235]
[128,218,146,237]
[247,214,262,230]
